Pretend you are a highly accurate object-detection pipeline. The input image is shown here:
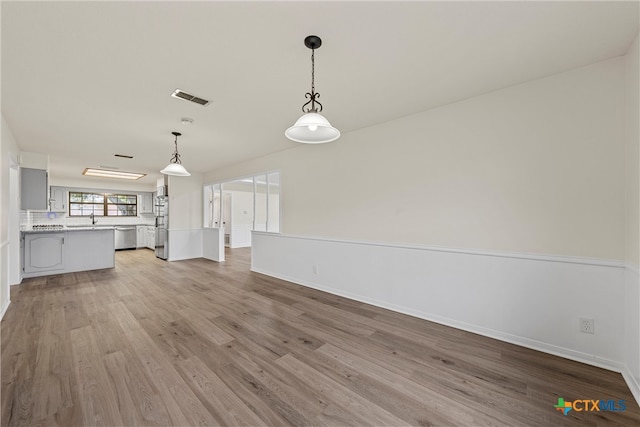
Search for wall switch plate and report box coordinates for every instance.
[580,318,595,334]
[312,265,318,275]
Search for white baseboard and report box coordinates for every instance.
[0,299,10,321]
[622,365,640,406]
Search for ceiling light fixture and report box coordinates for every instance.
[160,131,191,176]
[285,35,340,144]
[83,168,146,180]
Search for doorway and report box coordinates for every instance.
[203,171,280,253]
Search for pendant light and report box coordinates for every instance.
[285,35,340,144]
[160,131,191,176]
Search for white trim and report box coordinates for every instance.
[625,262,640,276]
[622,366,640,406]
[0,299,10,321]
[252,231,624,268]
[252,265,626,373]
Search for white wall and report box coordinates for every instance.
[168,173,203,261]
[1,114,21,318]
[206,57,626,261]
[228,190,253,226]
[624,32,640,402]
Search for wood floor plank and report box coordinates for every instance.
[224,344,329,420]
[176,307,234,345]
[176,355,266,426]
[31,304,73,420]
[2,248,639,426]
[275,352,411,426]
[214,363,295,426]
[103,349,170,426]
[108,301,215,426]
[69,325,124,426]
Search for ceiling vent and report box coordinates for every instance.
[114,154,133,159]
[171,89,211,106]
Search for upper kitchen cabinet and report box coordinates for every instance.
[140,192,154,214]
[50,186,67,212]
[20,168,48,210]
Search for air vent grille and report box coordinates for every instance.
[114,154,133,159]
[171,89,211,106]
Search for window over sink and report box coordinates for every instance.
[69,192,137,217]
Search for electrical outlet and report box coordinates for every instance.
[312,265,318,275]
[580,318,595,334]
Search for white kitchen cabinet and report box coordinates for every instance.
[146,227,156,250]
[23,233,65,274]
[65,230,114,273]
[22,229,115,278]
[50,186,67,212]
[21,167,48,210]
[140,193,154,214]
[136,226,146,248]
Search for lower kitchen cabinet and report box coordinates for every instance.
[137,226,146,248]
[22,229,115,278]
[135,226,155,250]
[146,227,155,250]
[65,230,115,273]
[23,233,65,274]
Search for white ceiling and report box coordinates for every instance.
[2,1,638,188]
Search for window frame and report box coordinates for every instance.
[68,191,138,217]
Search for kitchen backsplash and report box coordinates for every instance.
[21,211,155,227]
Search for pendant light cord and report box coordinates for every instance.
[170,134,182,164]
[302,46,323,113]
[311,48,315,95]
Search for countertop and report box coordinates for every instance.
[21,224,155,233]
[21,226,116,233]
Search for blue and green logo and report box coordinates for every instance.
[554,397,626,416]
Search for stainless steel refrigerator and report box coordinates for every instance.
[155,195,168,260]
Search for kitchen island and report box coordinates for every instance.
[22,227,115,278]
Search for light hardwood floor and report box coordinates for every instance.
[1,248,638,426]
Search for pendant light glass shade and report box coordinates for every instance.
[160,131,191,176]
[285,112,340,144]
[286,35,339,144]
[160,162,190,176]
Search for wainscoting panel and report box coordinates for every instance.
[168,229,203,262]
[203,227,225,262]
[0,240,10,320]
[624,265,640,403]
[230,224,252,248]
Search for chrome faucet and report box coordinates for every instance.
[90,212,97,225]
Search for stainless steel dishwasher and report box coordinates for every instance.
[114,226,137,250]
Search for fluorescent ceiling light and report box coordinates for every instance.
[83,168,146,180]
